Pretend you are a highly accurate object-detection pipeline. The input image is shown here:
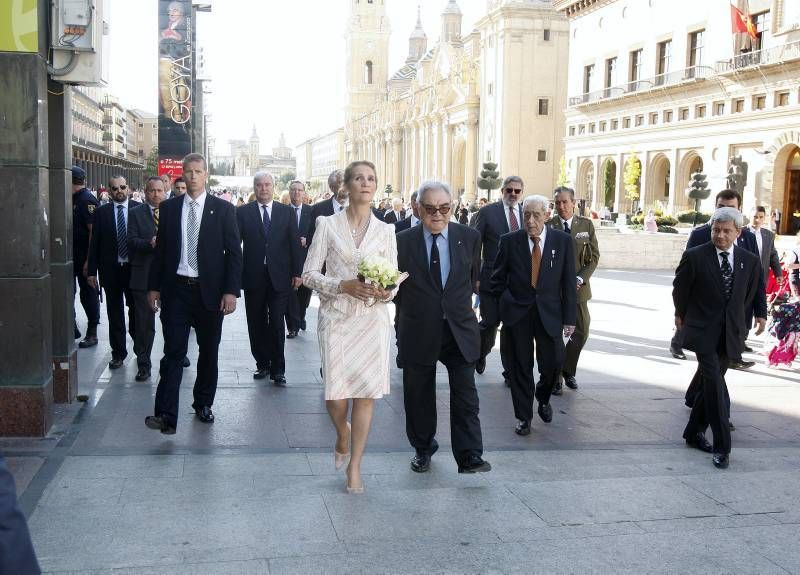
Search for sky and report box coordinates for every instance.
[108,0,485,156]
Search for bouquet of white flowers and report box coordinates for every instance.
[357,255,402,289]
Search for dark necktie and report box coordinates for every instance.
[338,204,345,212]
[564,220,570,234]
[531,236,541,288]
[720,251,733,300]
[295,206,301,226]
[116,204,128,260]
[262,204,271,238]
[153,207,159,229]
[430,233,443,291]
[509,206,519,232]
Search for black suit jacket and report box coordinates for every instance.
[127,203,157,291]
[307,198,337,247]
[394,216,413,233]
[473,201,523,288]
[673,242,760,359]
[686,223,766,318]
[237,201,301,292]
[148,194,242,311]
[384,209,406,224]
[87,199,141,288]
[292,203,313,263]
[489,229,577,336]
[396,223,482,364]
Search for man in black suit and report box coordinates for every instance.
[383,197,406,224]
[490,195,577,435]
[145,153,242,434]
[472,177,524,379]
[674,207,765,469]
[127,176,166,381]
[393,191,420,233]
[670,189,765,370]
[307,169,346,247]
[285,180,313,337]
[87,176,141,370]
[396,181,491,474]
[750,205,782,287]
[237,172,302,385]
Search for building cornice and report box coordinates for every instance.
[553,0,616,19]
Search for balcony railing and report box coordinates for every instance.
[568,65,714,107]
[716,39,800,73]
[102,131,113,142]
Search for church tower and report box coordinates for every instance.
[406,6,427,64]
[441,0,462,45]
[345,0,390,124]
[248,125,260,176]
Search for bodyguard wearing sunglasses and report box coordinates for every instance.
[472,176,524,380]
[87,176,141,369]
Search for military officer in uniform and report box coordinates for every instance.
[72,166,101,348]
[547,186,600,393]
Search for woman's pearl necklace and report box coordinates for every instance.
[350,217,370,237]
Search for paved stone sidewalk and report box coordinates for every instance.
[4,269,800,573]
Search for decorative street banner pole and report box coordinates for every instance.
[157,0,193,182]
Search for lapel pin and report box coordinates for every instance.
[210,210,214,215]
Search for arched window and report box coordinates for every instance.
[365,60,373,84]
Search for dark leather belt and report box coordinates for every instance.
[176,274,201,286]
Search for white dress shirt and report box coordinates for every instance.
[716,244,736,270]
[750,226,763,255]
[503,202,522,232]
[177,191,206,277]
[527,225,548,254]
[113,199,130,264]
[561,216,575,233]
[409,214,420,227]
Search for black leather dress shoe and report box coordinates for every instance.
[410,452,431,473]
[670,346,687,360]
[271,374,287,386]
[458,456,492,474]
[712,453,729,469]
[182,357,191,368]
[475,357,486,375]
[300,320,307,331]
[287,330,298,339]
[743,345,754,353]
[135,368,151,382]
[729,421,736,431]
[109,358,124,370]
[564,375,578,390]
[730,359,755,370]
[537,402,553,423]
[195,406,214,423]
[515,420,531,436]
[145,415,176,435]
[79,336,98,348]
[253,369,268,380]
[551,380,563,396]
[685,432,713,453]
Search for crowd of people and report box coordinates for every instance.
[68,152,791,498]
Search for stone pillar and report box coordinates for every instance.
[0,8,55,436]
[49,81,78,404]
[614,153,625,213]
[592,154,602,211]
[667,148,680,214]
[392,128,402,196]
[431,120,440,179]
[441,121,451,185]
[638,153,649,211]
[464,118,478,201]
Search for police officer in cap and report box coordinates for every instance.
[72,166,101,347]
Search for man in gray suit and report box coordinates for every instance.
[750,205,782,287]
[128,176,167,381]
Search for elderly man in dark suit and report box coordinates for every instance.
[127,176,166,381]
[674,207,765,469]
[393,191,421,233]
[383,197,406,224]
[396,180,491,475]
[145,154,242,434]
[472,177,524,379]
[308,169,346,247]
[87,176,141,370]
[491,195,577,435]
[237,172,302,385]
[285,180,313,337]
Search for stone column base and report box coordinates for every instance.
[53,350,77,404]
[0,380,53,437]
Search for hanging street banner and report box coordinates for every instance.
[157,0,193,177]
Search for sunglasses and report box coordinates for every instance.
[504,188,522,194]
[421,203,451,216]
[111,185,128,191]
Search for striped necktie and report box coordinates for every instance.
[187,201,199,271]
[116,204,128,260]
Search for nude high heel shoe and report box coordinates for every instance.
[346,479,364,494]
[334,422,351,470]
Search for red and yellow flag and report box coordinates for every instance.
[730,4,757,40]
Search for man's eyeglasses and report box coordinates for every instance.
[504,188,522,194]
[421,203,451,216]
[111,185,128,191]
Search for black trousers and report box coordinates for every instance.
[244,271,289,375]
[102,264,134,360]
[403,321,484,465]
[674,325,743,363]
[507,305,565,422]
[478,289,511,377]
[74,269,100,325]
[562,299,590,377]
[286,285,311,332]
[131,289,156,369]
[0,455,40,574]
[683,347,732,455]
[154,280,224,428]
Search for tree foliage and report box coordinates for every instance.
[623,153,641,201]
[557,156,569,187]
[145,146,159,177]
[477,162,502,200]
